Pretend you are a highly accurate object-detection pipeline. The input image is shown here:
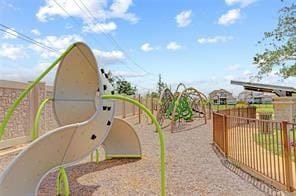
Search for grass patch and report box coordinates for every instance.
[212,103,274,113]
[250,104,274,113]
[254,129,296,162]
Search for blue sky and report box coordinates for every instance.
[0,0,295,95]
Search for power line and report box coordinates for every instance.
[0,23,135,80]
[0,24,58,53]
[51,0,143,76]
[1,23,153,92]
[74,0,156,76]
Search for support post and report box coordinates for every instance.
[223,115,228,157]
[28,82,39,138]
[138,94,141,124]
[208,104,212,119]
[282,121,293,192]
[122,100,126,118]
[132,95,136,116]
[150,97,154,124]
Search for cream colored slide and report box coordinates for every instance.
[103,117,141,159]
[0,42,141,196]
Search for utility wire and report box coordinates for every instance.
[0,24,58,53]
[75,0,156,76]
[0,24,134,80]
[1,25,155,91]
[52,0,141,76]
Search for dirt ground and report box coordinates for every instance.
[0,117,285,195]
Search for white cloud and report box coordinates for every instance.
[93,49,125,64]
[36,0,138,31]
[243,70,253,77]
[0,44,26,60]
[109,0,138,24]
[224,75,235,81]
[225,0,257,7]
[31,29,41,36]
[218,9,241,26]
[82,21,117,33]
[112,70,145,78]
[30,34,83,59]
[197,36,233,44]
[0,1,20,10]
[166,41,181,51]
[2,28,18,39]
[36,0,105,22]
[228,64,241,71]
[175,10,192,27]
[35,62,51,72]
[0,62,56,84]
[141,43,154,52]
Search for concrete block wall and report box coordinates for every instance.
[0,79,157,149]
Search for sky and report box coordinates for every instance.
[0,0,295,96]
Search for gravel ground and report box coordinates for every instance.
[0,118,280,195]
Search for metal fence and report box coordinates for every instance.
[213,108,296,192]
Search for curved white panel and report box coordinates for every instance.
[103,118,141,158]
[53,42,99,126]
[0,43,116,196]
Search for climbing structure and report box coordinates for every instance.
[0,42,166,196]
[157,84,210,132]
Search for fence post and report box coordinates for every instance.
[213,113,216,143]
[122,99,126,119]
[223,115,228,157]
[282,120,293,192]
[138,94,141,124]
[132,95,136,116]
[28,82,45,139]
[208,104,212,119]
[150,97,154,124]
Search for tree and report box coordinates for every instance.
[103,70,137,95]
[115,77,137,95]
[254,3,296,79]
[157,74,167,96]
[106,70,117,86]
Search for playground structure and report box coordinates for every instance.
[157,83,211,133]
[0,42,166,196]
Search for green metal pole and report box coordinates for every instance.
[95,149,100,163]
[56,170,62,195]
[31,98,52,141]
[102,94,166,196]
[56,167,70,196]
[0,44,76,140]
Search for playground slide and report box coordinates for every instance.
[0,43,116,195]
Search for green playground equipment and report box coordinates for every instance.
[158,84,210,132]
[165,96,193,121]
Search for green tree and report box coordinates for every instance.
[157,74,167,96]
[254,3,296,79]
[106,70,117,86]
[150,91,159,98]
[115,77,137,95]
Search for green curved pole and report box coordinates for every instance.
[95,149,100,163]
[90,149,99,163]
[56,170,61,194]
[56,167,70,196]
[31,98,52,141]
[0,44,75,141]
[102,94,166,196]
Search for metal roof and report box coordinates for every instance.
[230,80,296,97]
